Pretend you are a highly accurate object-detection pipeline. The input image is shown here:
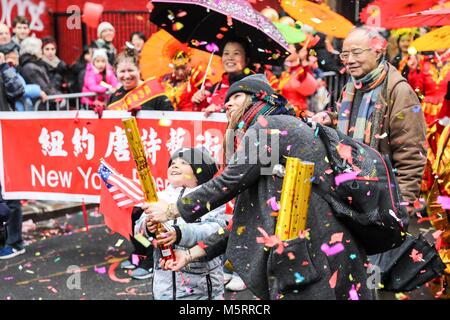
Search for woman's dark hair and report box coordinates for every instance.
[12,16,29,27]
[41,36,57,49]
[223,36,252,65]
[396,32,419,49]
[130,31,146,42]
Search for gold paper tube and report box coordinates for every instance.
[289,162,314,239]
[122,117,158,202]
[122,117,176,261]
[275,157,300,241]
[289,162,306,239]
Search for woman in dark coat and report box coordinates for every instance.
[68,46,92,93]
[143,74,374,300]
[19,37,59,96]
[41,37,68,93]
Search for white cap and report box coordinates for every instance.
[97,21,115,38]
[92,48,108,62]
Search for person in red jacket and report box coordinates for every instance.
[160,50,210,111]
[277,43,318,116]
[408,49,450,125]
[192,37,251,117]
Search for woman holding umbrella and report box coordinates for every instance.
[191,37,251,116]
[143,74,374,300]
[149,0,290,115]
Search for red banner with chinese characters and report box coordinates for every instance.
[0,111,227,202]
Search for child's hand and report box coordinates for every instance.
[156,226,177,246]
[159,250,189,271]
[142,200,173,223]
[145,217,158,234]
[0,53,5,64]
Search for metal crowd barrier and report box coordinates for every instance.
[322,71,348,110]
[33,92,102,111]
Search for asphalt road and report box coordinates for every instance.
[0,208,436,300]
[0,210,253,300]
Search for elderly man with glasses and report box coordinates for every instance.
[313,27,428,299]
[314,27,426,217]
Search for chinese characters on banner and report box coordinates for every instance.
[0,111,228,202]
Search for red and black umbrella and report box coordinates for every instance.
[360,0,441,28]
[148,0,290,65]
[387,8,450,28]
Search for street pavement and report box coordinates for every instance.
[0,206,436,300]
[0,208,253,300]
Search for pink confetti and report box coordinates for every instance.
[432,230,443,240]
[353,80,363,90]
[146,2,154,12]
[334,171,360,186]
[370,37,386,51]
[329,271,338,289]
[437,196,450,209]
[349,284,359,300]
[298,229,310,239]
[321,243,344,256]
[131,254,139,266]
[227,15,233,26]
[205,42,219,53]
[95,266,106,274]
[256,227,286,254]
[47,286,58,294]
[257,115,268,127]
[267,197,280,211]
[410,249,423,263]
[185,287,194,294]
[287,252,296,260]
[330,232,344,244]
[337,143,353,164]
[197,241,207,249]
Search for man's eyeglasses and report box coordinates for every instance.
[339,48,372,61]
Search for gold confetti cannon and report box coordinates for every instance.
[275,157,315,241]
[122,117,158,202]
[122,117,176,261]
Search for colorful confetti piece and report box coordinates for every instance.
[321,243,344,256]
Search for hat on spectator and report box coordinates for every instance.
[225,74,275,103]
[97,22,115,38]
[92,48,108,62]
[168,147,218,185]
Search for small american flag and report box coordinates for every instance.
[98,160,144,208]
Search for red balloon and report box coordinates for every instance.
[82,2,104,28]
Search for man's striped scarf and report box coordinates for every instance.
[337,61,388,144]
